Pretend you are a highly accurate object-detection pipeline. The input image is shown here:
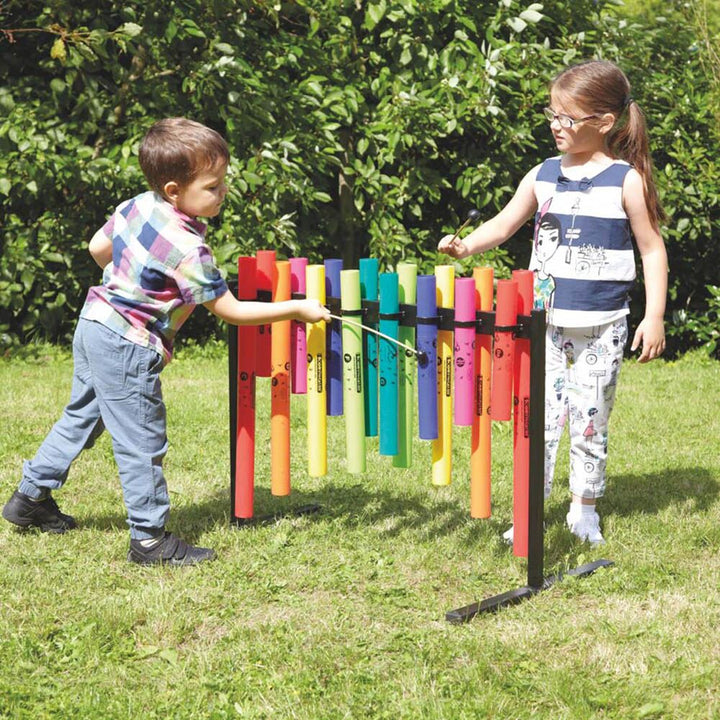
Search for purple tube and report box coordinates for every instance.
[325,258,343,416]
[290,257,308,394]
[416,274,438,440]
[454,277,476,426]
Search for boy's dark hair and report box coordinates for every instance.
[139,118,230,196]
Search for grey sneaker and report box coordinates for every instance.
[2,490,77,533]
[128,532,216,566]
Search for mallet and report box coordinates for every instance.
[448,208,482,249]
[328,313,428,366]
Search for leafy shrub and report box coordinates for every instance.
[0,0,718,358]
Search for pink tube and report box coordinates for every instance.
[453,277,476,426]
[289,257,308,394]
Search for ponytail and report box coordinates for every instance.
[609,100,666,231]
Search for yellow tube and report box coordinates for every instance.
[306,264,327,477]
[432,265,454,486]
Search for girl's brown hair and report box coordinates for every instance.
[551,60,665,231]
[139,118,229,197]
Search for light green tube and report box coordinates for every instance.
[340,269,366,473]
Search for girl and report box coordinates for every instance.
[438,60,668,545]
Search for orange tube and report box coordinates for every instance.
[471,267,493,518]
[235,256,257,519]
[271,260,291,496]
[490,279,517,421]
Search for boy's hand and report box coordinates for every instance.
[297,299,331,324]
[631,317,665,363]
[437,234,470,259]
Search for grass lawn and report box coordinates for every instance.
[1,345,718,719]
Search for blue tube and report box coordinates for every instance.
[324,258,343,416]
[416,274,438,440]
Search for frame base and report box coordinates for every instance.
[446,558,614,623]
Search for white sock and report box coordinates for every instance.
[569,501,597,517]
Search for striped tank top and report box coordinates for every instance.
[529,157,635,327]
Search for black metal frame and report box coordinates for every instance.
[227,285,613,615]
[445,309,613,622]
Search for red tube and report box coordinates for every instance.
[512,269,533,557]
[255,249,276,378]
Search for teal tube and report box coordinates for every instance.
[359,258,379,437]
[378,272,399,456]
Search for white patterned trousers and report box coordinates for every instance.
[543,318,627,499]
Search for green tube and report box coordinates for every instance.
[393,263,417,469]
[340,269,366,473]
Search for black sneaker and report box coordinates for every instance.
[2,490,77,534]
[128,532,216,566]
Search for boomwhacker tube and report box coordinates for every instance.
[378,272,400,456]
[289,257,308,395]
[306,264,328,477]
[235,256,258,519]
[271,260,292,497]
[393,263,418,469]
[227,258,613,617]
[255,249,276,378]
[453,277,476,427]
[359,258,379,437]
[433,265,454,486]
[512,269,534,557]
[340,269,366,473]
[325,258,344,417]
[491,279,518,421]
[471,266,494,519]
[416,274,438,440]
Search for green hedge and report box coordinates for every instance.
[1,0,717,357]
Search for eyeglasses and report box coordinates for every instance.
[543,107,599,129]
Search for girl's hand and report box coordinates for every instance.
[631,316,666,363]
[437,234,470,259]
[297,299,331,324]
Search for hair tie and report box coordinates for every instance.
[624,96,635,108]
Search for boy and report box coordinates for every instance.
[2,118,330,565]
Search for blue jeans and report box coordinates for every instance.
[20,319,170,539]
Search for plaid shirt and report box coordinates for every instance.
[81,191,228,364]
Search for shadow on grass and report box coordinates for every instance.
[77,475,509,548]
[76,465,718,567]
[544,465,719,530]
